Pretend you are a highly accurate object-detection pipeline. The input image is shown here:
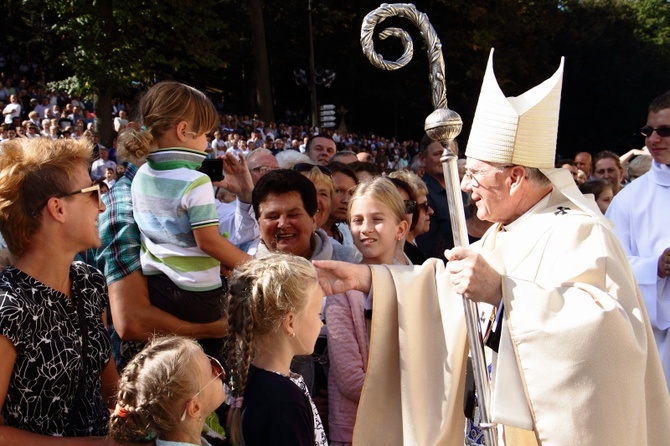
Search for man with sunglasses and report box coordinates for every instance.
[607,89,670,390]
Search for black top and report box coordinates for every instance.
[415,174,455,261]
[242,365,315,446]
[404,241,428,265]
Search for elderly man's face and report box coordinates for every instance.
[461,158,514,224]
[575,152,592,176]
[247,152,279,185]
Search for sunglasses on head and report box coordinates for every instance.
[31,184,102,217]
[292,163,332,176]
[180,355,226,421]
[640,126,670,138]
[404,199,417,214]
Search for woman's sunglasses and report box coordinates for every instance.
[404,199,417,214]
[31,184,102,217]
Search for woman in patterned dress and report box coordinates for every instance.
[0,137,119,443]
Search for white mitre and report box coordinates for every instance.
[466,48,609,226]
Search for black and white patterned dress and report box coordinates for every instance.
[0,262,112,436]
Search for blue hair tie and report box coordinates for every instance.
[140,125,148,131]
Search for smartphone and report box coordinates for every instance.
[199,159,224,182]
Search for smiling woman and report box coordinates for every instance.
[251,169,359,264]
[0,137,117,442]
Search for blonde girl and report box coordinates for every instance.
[226,253,328,446]
[109,336,227,445]
[348,177,409,265]
[324,177,408,445]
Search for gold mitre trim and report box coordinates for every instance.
[465,48,565,169]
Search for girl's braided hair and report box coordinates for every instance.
[225,253,318,445]
[108,335,202,443]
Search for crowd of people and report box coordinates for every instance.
[1,46,669,446]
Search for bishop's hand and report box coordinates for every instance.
[313,260,371,295]
[446,247,502,306]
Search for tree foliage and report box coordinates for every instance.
[5,0,670,154]
[15,0,232,144]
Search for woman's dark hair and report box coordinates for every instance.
[579,178,612,200]
[349,161,382,177]
[328,161,359,185]
[252,169,318,218]
[388,177,419,231]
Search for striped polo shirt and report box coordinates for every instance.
[131,147,221,291]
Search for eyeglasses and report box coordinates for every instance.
[251,165,279,175]
[31,184,102,217]
[463,165,513,185]
[640,126,670,138]
[292,163,332,176]
[404,199,417,214]
[180,355,226,422]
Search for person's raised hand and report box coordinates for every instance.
[213,152,253,203]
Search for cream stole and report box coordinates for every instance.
[479,221,542,446]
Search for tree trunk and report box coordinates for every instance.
[94,0,115,148]
[95,93,114,148]
[248,0,275,123]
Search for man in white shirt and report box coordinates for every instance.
[607,89,670,390]
[114,110,128,133]
[2,95,21,125]
[91,147,117,181]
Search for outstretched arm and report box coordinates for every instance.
[313,260,371,295]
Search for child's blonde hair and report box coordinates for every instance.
[121,81,219,153]
[348,176,406,225]
[108,336,202,443]
[225,253,319,445]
